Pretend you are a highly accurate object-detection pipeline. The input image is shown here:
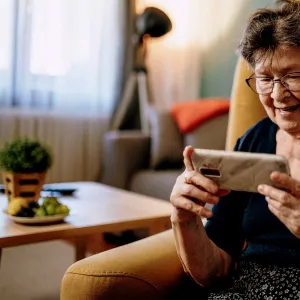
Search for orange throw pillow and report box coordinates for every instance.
[170,98,230,134]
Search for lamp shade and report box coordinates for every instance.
[136,7,172,39]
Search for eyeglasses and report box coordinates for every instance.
[246,72,300,95]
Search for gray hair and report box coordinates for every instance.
[238,0,300,67]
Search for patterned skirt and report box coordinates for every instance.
[207,261,300,300]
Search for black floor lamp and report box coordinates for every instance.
[110,6,172,133]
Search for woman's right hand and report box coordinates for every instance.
[170,145,230,223]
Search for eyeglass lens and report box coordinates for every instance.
[248,73,300,94]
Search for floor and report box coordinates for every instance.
[0,241,76,300]
[0,232,141,300]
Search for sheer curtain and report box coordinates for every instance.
[136,0,203,109]
[136,0,248,108]
[0,0,125,115]
[0,0,14,106]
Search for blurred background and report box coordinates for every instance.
[0,0,274,184]
[0,1,277,299]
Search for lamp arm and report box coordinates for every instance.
[133,36,148,72]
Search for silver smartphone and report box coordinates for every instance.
[191,149,290,193]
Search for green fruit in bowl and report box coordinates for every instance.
[38,196,70,216]
[45,204,56,216]
[34,207,46,217]
[42,196,59,207]
[55,204,70,215]
[60,204,70,214]
[55,205,63,215]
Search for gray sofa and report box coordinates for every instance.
[101,108,229,201]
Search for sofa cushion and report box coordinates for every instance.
[184,114,228,150]
[149,108,184,170]
[129,170,182,201]
[129,169,213,210]
[171,98,230,133]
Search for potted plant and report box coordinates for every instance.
[0,138,53,203]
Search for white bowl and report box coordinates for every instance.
[3,210,69,225]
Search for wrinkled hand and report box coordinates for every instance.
[258,171,300,239]
[170,146,230,223]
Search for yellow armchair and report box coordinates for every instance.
[60,58,266,300]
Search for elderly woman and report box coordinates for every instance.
[170,0,300,299]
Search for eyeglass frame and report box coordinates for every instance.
[245,72,300,95]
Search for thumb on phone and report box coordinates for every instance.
[183,145,194,171]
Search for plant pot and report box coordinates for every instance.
[2,171,46,203]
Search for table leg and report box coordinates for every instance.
[87,233,111,254]
[148,220,171,236]
[75,238,86,262]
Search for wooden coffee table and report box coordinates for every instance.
[0,182,173,265]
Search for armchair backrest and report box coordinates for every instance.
[225,58,267,151]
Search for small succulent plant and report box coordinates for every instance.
[0,138,53,173]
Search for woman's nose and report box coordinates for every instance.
[270,81,290,101]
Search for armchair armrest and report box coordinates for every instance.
[60,230,204,300]
[100,130,150,189]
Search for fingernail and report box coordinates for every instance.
[265,196,270,201]
[206,212,213,219]
[258,185,264,192]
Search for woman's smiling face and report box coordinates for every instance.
[255,46,300,135]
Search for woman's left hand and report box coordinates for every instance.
[258,171,300,239]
